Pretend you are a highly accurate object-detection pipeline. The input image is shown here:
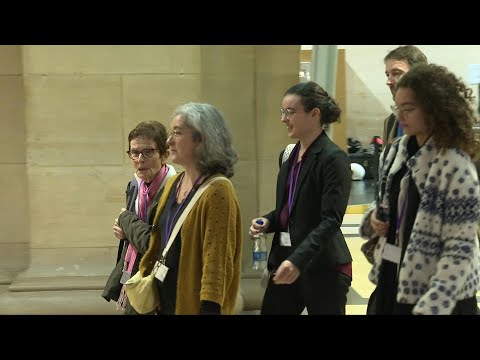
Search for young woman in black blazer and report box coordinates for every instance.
[250,81,353,315]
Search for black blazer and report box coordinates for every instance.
[264,132,352,273]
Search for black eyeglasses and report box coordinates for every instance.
[127,148,158,160]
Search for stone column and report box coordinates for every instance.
[200,45,300,309]
[311,45,338,140]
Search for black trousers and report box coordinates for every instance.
[260,269,351,315]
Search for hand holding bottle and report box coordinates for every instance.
[251,219,268,270]
[249,217,269,236]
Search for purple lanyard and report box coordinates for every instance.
[164,174,202,246]
[287,147,303,217]
[395,183,410,235]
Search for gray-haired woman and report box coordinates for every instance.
[137,103,243,315]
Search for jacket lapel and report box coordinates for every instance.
[126,176,139,212]
[289,132,327,216]
[277,149,293,211]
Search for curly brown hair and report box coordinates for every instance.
[396,63,480,160]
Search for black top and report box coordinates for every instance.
[156,187,184,315]
[374,136,420,315]
[155,175,220,315]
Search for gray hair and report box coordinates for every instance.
[384,45,428,68]
[173,102,238,178]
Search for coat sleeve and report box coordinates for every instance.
[118,210,152,255]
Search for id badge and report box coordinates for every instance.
[280,232,292,247]
[154,263,169,282]
[120,270,131,284]
[381,243,401,264]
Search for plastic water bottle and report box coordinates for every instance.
[252,219,267,270]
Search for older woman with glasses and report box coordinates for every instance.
[102,121,176,314]
[360,64,480,315]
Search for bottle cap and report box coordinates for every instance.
[255,219,264,225]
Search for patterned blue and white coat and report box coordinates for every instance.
[361,135,480,315]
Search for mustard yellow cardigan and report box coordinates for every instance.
[139,173,243,315]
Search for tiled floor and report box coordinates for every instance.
[345,180,375,314]
[343,214,375,315]
[349,179,375,206]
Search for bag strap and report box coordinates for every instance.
[282,144,296,164]
[161,176,231,259]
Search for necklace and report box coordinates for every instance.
[176,173,202,203]
[177,176,192,202]
[182,189,190,198]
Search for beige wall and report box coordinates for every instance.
[22,46,202,252]
[0,46,29,283]
[5,46,300,302]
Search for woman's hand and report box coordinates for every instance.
[370,208,389,237]
[272,260,300,285]
[249,217,269,236]
[113,218,125,240]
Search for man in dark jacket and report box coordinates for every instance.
[382,45,428,146]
